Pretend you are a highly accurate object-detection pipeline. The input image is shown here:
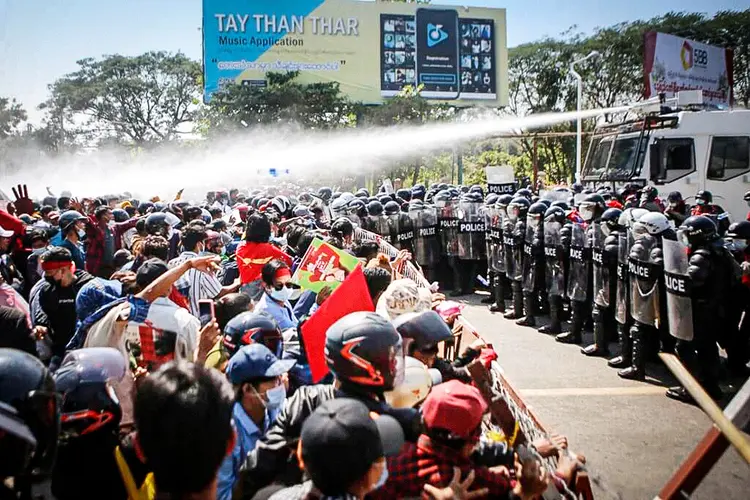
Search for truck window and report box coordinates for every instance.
[652,138,695,183]
[583,138,612,178]
[708,136,750,180]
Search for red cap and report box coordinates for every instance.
[421,380,487,438]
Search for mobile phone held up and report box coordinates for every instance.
[415,8,460,100]
[198,299,215,329]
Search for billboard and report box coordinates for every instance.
[202,0,508,106]
[644,32,733,107]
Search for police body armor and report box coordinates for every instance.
[437,199,459,257]
[502,216,517,280]
[614,231,630,325]
[485,205,500,272]
[628,232,661,327]
[662,238,694,341]
[457,200,486,261]
[544,221,565,297]
[392,213,414,253]
[410,204,439,268]
[567,222,590,302]
[490,207,505,274]
[510,219,525,282]
[522,219,542,293]
[365,215,388,241]
[591,223,611,309]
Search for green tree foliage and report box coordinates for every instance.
[43,51,202,145]
[0,98,27,140]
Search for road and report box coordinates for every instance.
[459,294,750,500]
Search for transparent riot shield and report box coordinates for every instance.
[410,205,439,268]
[437,199,459,257]
[592,223,610,308]
[383,214,400,245]
[522,221,537,292]
[662,239,694,341]
[510,221,525,282]
[491,207,505,273]
[614,231,630,325]
[628,232,660,327]
[502,218,516,279]
[484,205,496,271]
[457,201,485,260]
[394,213,414,252]
[544,221,565,297]
[566,222,589,302]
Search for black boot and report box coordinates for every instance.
[489,275,505,312]
[539,296,562,334]
[516,293,536,327]
[504,282,523,320]
[608,323,631,368]
[582,306,610,356]
[556,301,583,344]
[618,325,645,380]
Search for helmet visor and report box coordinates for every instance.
[54,348,127,394]
[579,202,596,222]
[632,222,650,240]
[677,228,691,248]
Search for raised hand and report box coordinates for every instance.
[11,184,34,215]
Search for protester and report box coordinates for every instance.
[237,213,293,300]
[57,210,88,270]
[84,205,137,278]
[254,259,303,330]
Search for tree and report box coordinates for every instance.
[203,71,355,134]
[0,97,27,140]
[43,52,202,145]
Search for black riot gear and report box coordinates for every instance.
[409,200,440,280]
[452,192,485,295]
[516,203,546,327]
[556,219,591,345]
[504,197,531,320]
[539,206,569,335]
[679,215,719,247]
[489,195,514,313]
[481,194,500,306]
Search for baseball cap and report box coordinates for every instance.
[0,226,13,238]
[301,398,405,495]
[225,344,295,385]
[421,379,487,439]
[135,258,169,289]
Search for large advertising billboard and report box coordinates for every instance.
[202,0,508,106]
[644,32,733,107]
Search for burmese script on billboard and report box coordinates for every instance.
[202,0,508,106]
[644,31,733,106]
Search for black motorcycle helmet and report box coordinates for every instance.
[640,185,658,202]
[318,187,333,203]
[392,311,452,354]
[325,312,404,392]
[515,188,533,200]
[550,200,570,212]
[679,215,719,247]
[183,206,203,222]
[579,193,606,222]
[111,208,129,223]
[527,201,547,221]
[571,182,584,194]
[137,201,154,215]
[484,193,499,207]
[496,194,513,207]
[600,207,623,235]
[222,311,283,359]
[695,190,713,206]
[432,190,452,205]
[469,185,484,197]
[544,205,567,224]
[507,196,531,222]
[367,200,384,216]
[347,198,367,218]
[461,192,483,204]
[356,188,370,198]
[727,220,750,240]
[145,212,169,236]
[384,200,401,216]
[538,199,552,209]
[411,184,426,200]
[531,195,540,204]
[409,199,425,211]
[396,189,411,202]
[53,348,126,443]
[0,348,59,480]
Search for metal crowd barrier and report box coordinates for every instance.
[352,229,595,499]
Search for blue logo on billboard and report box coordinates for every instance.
[426,23,448,47]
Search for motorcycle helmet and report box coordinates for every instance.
[411,184,426,200]
[325,312,404,392]
[495,194,513,208]
[633,211,671,239]
[0,348,59,479]
[507,197,531,222]
[544,205,567,224]
[515,188,533,200]
[58,210,87,234]
[578,193,606,223]
[618,207,649,229]
[469,185,484,197]
[726,221,750,253]
[641,185,659,202]
[550,200,570,212]
[484,193,499,207]
[382,200,399,216]
[145,212,170,236]
[679,215,719,247]
[600,207,623,236]
[527,202,547,227]
[111,209,129,223]
[396,189,412,202]
[367,200,384,217]
[222,312,283,359]
[318,187,333,203]
[695,190,713,206]
[392,311,452,355]
[330,196,349,220]
[384,357,442,409]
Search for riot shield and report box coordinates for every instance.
[502,218,516,280]
[457,200,486,260]
[566,222,589,302]
[410,205,439,267]
[437,199,459,257]
[394,213,414,253]
[362,215,380,235]
[522,221,537,292]
[614,231,630,325]
[628,233,661,327]
[662,239,694,341]
[490,207,505,273]
[484,205,496,270]
[510,221,525,282]
[380,214,395,244]
[544,221,565,297]
[591,223,611,308]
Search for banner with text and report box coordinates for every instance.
[202,0,508,106]
[644,32,733,107]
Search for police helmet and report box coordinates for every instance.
[695,190,713,205]
[679,215,719,246]
[367,200,384,216]
[727,221,750,240]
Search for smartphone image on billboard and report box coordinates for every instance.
[415,8,460,99]
[380,13,417,97]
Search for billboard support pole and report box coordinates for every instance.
[457,147,464,185]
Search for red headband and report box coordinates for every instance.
[41,260,75,272]
[275,268,291,280]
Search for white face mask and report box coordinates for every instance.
[264,384,286,410]
[269,286,292,302]
[373,462,389,491]
[77,228,86,238]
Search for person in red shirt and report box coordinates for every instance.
[744,191,750,221]
[236,213,292,301]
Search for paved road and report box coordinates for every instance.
[458,294,749,500]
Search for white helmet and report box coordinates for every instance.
[618,208,649,229]
[384,357,442,409]
[634,211,670,236]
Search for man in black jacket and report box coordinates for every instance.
[32,247,95,368]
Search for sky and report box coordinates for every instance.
[1,0,747,123]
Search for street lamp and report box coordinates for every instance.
[570,50,600,184]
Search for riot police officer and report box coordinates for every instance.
[666,216,734,403]
[363,200,384,236]
[490,194,514,313]
[454,192,486,296]
[409,199,440,283]
[435,190,460,291]
[504,197,530,320]
[582,207,622,356]
[539,206,569,335]
[517,202,547,326]
[482,194,500,305]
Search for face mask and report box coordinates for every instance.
[528,216,540,228]
[601,223,611,236]
[269,286,292,302]
[218,247,226,256]
[264,384,287,410]
[373,462,389,491]
[77,229,86,238]
[580,205,595,222]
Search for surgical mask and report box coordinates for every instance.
[579,204,596,222]
[269,286,292,302]
[373,462,389,491]
[77,229,86,238]
[528,215,541,228]
[726,238,748,252]
[601,223,611,236]
[264,384,287,410]
[507,207,519,222]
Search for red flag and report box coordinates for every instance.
[301,264,375,383]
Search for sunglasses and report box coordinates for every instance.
[273,282,301,291]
